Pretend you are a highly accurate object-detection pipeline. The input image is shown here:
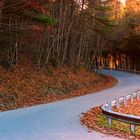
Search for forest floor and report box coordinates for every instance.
[0,54,117,112]
[114,98,140,116]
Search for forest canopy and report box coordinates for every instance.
[0,0,139,71]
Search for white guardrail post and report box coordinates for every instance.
[130,93,134,102]
[108,102,112,126]
[130,123,136,133]
[116,98,120,110]
[123,96,127,106]
[137,92,140,100]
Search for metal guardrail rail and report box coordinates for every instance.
[101,90,140,133]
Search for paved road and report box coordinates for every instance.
[0,70,140,140]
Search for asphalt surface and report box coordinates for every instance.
[0,70,140,140]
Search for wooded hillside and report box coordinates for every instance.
[0,0,140,71]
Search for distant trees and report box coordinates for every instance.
[33,0,117,71]
[102,0,140,70]
[124,0,140,49]
[1,0,139,72]
[0,0,51,68]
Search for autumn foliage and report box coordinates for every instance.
[0,54,117,111]
[81,106,140,139]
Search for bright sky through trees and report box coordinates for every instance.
[120,0,126,5]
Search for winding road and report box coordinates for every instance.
[0,70,140,140]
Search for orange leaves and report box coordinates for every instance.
[0,55,117,112]
[47,26,54,33]
[26,0,49,15]
[81,107,102,130]
[81,104,140,139]
[114,98,140,116]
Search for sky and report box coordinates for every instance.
[120,0,126,5]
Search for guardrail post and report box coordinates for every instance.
[108,102,112,111]
[116,98,120,110]
[130,124,136,133]
[108,118,112,126]
[130,93,134,102]
[137,93,140,100]
[123,96,127,106]
[108,102,112,126]
[105,105,108,110]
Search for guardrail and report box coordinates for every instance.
[101,90,140,133]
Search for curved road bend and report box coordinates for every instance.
[0,70,140,140]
